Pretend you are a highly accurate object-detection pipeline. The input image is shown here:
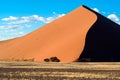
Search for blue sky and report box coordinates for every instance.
[0,0,120,41]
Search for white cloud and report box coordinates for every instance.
[107,14,119,21]
[31,13,65,23]
[93,8,99,13]
[1,13,65,24]
[0,24,27,41]
[2,16,18,21]
[0,36,6,41]
[32,15,45,22]
[107,14,120,25]
[44,14,65,23]
[9,19,30,24]
[0,25,24,30]
[18,32,24,35]
[0,12,66,41]
[91,8,120,25]
[58,14,65,17]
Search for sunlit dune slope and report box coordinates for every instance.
[0,6,97,62]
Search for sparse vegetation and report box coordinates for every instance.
[44,58,50,62]
[0,58,35,62]
[50,57,60,62]
[22,58,35,62]
[44,56,60,62]
[0,62,120,80]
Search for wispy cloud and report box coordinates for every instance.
[107,14,120,25]
[92,8,120,25]
[1,13,65,24]
[92,8,99,13]
[2,16,18,21]
[0,13,65,41]
[107,14,119,21]
[0,24,29,41]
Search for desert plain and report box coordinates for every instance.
[0,62,120,80]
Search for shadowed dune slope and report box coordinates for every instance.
[0,6,97,62]
[79,6,120,62]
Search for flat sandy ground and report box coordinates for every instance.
[0,62,120,80]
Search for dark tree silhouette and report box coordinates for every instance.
[50,57,60,62]
[44,56,60,62]
[44,58,50,62]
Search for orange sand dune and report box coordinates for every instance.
[0,6,97,62]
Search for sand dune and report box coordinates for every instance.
[0,6,97,62]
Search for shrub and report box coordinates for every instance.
[44,58,50,62]
[44,56,60,62]
[50,56,60,62]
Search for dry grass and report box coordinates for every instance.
[0,62,120,80]
[0,58,35,62]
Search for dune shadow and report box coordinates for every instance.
[79,6,120,62]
